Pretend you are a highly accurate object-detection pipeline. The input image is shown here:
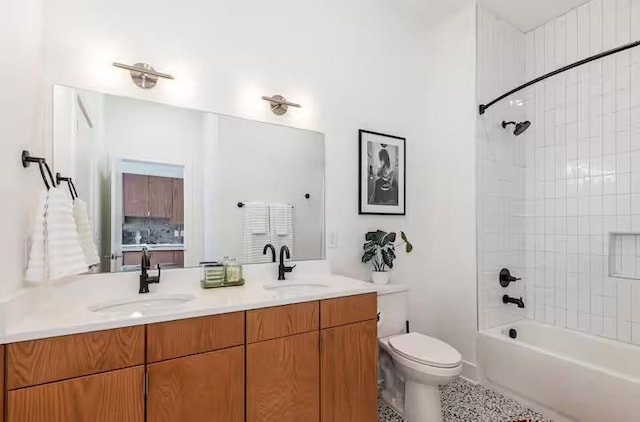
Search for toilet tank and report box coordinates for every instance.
[377,285,409,338]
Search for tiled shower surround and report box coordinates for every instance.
[478,0,640,345]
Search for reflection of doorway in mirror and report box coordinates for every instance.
[112,159,185,272]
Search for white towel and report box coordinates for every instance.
[73,199,100,267]
[47,188,88,280]
[25,188,89,283]
[243,202,272,264]
[270,204,292,236]
[269,204,294,256]
[245,202,268,234]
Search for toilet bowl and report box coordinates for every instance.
[380,332,462,422]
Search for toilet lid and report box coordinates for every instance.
[388,332,462,368]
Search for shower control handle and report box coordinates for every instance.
[499,268,521,288]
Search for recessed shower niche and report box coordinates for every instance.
[609,233,640,280]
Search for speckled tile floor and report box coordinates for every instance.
[378,378,552,422]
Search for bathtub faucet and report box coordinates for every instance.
[502,295,525,308]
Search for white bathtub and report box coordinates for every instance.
[477,320,640,422]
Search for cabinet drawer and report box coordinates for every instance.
[320,293,377,329]
[147,312,245,362]
[6,326,145,390]
[247,302,319,343]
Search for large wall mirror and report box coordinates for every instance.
[52,85,325,273]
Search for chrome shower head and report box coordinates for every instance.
[502,120,531,136]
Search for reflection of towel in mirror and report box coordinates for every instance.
[269,204,294,255]
[25,191,48,282]
[73,199,100,267]
[25,188,89,283]
[243,202,271,263]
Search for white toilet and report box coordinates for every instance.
[378,286,462,422]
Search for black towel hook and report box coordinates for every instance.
[22,150,56,191]
[56,172,78,199]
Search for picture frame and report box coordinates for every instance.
[358,130,406,215]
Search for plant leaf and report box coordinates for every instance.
[388,248,396,260]
[363,241,376,251]
[361,249,377,263]
[400,231,413,253]
[381,248,393,269]
[381,232,396,246]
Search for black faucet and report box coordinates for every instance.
[278,245,296,280]
[502,295,525,308]
[139,247,161,294]
[263,244,276,262]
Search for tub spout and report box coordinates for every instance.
[502,295,525,308]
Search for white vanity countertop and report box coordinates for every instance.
[0,261,382,344]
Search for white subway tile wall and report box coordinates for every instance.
[478,0,640,345]
[477,7,528,329]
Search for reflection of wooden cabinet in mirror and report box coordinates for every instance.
[172,178,184,224]
[148,176,173,219]
[123,250,184,268]
[123,174,183,221]
[123,174,149,218]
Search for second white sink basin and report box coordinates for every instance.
[263,283,329,294]
[89,294,195,314]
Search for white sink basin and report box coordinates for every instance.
[263,283,329,294]
[89,294,195,314]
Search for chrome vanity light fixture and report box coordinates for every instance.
[261,94,302,115]
[112,62,175,89]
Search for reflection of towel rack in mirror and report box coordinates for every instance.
[56,172,78,199]
[237,201,297,209]
[22,150,56,191]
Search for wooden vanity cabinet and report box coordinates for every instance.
[2,294,377,422]
[246,302,320,422]
[7,366,145,422]
[5,326,146,422]
[147,347,244,422]
[320,293,378,422]
[146,313,245,422]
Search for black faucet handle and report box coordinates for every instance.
[285,264,296,273]
[499,268,521,288]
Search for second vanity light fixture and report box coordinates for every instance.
[261,94,302,115]
[113,62,175,89]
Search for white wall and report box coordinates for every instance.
[392,6,479,370]
[1,0,480,367]
[523,0,640,344]
[0,0,45,297]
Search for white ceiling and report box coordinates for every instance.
[477,0,590,32]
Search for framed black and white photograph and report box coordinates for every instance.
[359,130,406,215]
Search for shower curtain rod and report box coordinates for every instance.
[478,39,640,115]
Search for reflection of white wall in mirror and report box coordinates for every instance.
[103,95,204,267]
[52,86,108,269]
[211,115,324,262]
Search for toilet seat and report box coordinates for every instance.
[388,332,462,369]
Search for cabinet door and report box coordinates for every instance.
[174,250,184,268]
[148,346,244,422]
[7,366,144,422]
[247,331,319,422]
[172,178,184,224]
[123,174,149,218]
[148,176,173,219]
[123,251,142,266]
[320,320,377,422]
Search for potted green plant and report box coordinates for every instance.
[361,230,413,285]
